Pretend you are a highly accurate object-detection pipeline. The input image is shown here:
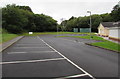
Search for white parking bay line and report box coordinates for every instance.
[13,47,49,49]
[7,52,27,54]
[56,74,88,79]
[60,38,84,44]
[32,51,56,53]
[7,51,56,54]
[37,36,95,79]
[0,58,65,65]
[16,44,46,45]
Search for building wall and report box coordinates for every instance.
[98,24,109,36]
[109,28,120,39]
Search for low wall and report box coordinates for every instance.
[109,37,120,42]
[98,34,108,37]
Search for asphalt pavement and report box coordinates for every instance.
[1,35,119,79]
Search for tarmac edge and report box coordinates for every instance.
[0,36,24,52]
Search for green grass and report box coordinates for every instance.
[57,35,120,52]
[58,35,104,41]
[91,41,120,52]
[0,34,19,44]
[2,34,19,43]
[0,28,1,44]
[22,32,58,36]
[1,31,119,52]
[22,32,95,36]
[0,28,19,44]
[0,32,94,43]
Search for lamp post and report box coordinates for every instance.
[57,24,58,37]
[61,18,65,32]
[87,11,92,39]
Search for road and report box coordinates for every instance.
[1,34,119,79]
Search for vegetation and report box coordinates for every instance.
[58,35,120,52]
[91,41,120,52]
[0,28,19,43]
[58,35,104,41]
[22,32,93,36]
[60,3,120,32]
[111,4,120,21]
[2,34,19,43]
[1,2,120,52]
[2,4,57,34]
[2,2,120,34]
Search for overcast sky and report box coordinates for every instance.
[0,0,119,23]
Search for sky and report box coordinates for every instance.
[0,0,119,24]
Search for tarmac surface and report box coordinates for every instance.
[1,34,119,78]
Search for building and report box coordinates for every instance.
[98,22,120,41]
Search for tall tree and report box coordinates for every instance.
[111,4,120,21]
[16,6,33,13]
[2,4,29,33]
[2,4,58,33]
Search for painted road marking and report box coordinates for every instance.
[56,74,88,79]
[13,47,49,49]
[16,44,46,45]
[0,58,65,65]
[7,52,27,54]
[7,51,56,54]
[37,36,95,79]
[60,38,84,44]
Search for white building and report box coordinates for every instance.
[98,22,120,42]
[109,22,120,41]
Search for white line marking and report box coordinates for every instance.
[8,52,27,54]
[0,58,65,65]
[7,51,56,54]
[16,44,46,45]
[31,51,56,53]
[13,47,49,49]
[56,74,88,79]
[37,36,95,79]
[60,38,84,44]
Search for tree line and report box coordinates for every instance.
[2,4,58,34]
[2,3,120,34]
[60,3,120,32]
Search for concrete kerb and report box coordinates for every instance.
[0,36,24,52]
[85,43,120,53]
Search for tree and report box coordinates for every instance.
[111,4,120,21]
[90,15,102,32]
[100,13,113,22]
[2,4,58,33]
[2,4,29,33]
[16,6,33,13]
[34,14,57,32]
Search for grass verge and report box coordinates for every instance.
[0,34,19,44]
[57,35,120,52]
[22,32,95,36]
[90,41,120,52]
[0,32,94,43]
[58,35,104,41]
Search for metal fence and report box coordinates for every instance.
[73,28,78,32]
[80,28,90,32]
[73,28,90,32]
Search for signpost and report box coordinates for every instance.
[87,11,92,39]
[29,32,33,34]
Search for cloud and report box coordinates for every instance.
[0,0,119,23]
